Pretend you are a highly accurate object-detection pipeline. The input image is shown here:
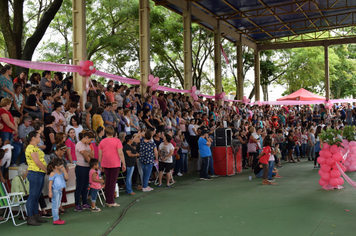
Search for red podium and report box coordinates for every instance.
[213,146,242,176]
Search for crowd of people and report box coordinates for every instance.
[0,64,352,225]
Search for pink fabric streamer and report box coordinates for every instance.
[336,162,356,189]
[4,57,356,105]
[220,44,229,64]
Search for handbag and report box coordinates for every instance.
[247,139,257,153]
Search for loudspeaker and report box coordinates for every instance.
[214,128,232,146]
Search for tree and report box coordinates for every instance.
[0,0,63,75]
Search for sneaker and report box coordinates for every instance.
[41,212,52,218]
[53,219,65,225]
[277,165,283,168]
[142,187,150,192]
[211,174,220,178]
[199,177,204,180]
[91,207,101,212]
[314,166,320,169]
[82,204,91,210]
[267,179,275,182]
[177,172,183,177]
[74,205,83,212]
[147,186,154,191]
[204,177,213,180]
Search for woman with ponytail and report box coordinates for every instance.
[25,131,48,226]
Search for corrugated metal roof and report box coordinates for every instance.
[153,0,356,44]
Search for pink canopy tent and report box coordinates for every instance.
[277,88,325,101]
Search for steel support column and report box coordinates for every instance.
[254,50,260,101]
[72,0,87,108]
[139,0,150,96]
[214,21,222,105]
[325,45,330,100]
[183,1,192,93]
[236,35,243,100]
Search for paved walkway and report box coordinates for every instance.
[2,159,356,236]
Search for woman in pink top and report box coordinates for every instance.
[51,102,66,133]
[99,126,126,207]
[65,128,77,163]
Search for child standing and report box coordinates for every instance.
[275,143,282,168]
[48,158,68,225]
[257,137,277,185]
[89,159,104,212]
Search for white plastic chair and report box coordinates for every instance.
[0,182,27,226]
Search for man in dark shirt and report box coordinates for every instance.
[157,93,167,114]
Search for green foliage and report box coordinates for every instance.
[319,128,343,147]
[343,126,356,142]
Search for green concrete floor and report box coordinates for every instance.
[2,159,356,236]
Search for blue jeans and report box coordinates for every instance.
[301,144,307,157]
[200,156,210,179]
[90,188,99,203]
[256,169,276,178]
[125,166,135,194]
[347,117,352,126]
[294,145,300,157]
[278,142,285,160]
[268,161,274,180]
[75,165,90,206]
[180,152,188,173]
[208,155,215,175]
[12,141,26,165]
[0,131,13,144]
[308,146,315,160]
[52,189,62,221]
[26,171,45,216]
[141,163,153,188]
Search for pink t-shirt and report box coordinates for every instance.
[65,138,77,161]
[99,137,123,168]
[75,141,91,167]
[89,169,101,190]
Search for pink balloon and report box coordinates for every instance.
[319,179,329,187]
[151,84,159,91]
[349,165,356,172]
[152,77,159,84]
[329,178,339,186]
[323,143,330,151]
[317,157,326,164]
[148,74,154,81]
[88,61,94,66]
[326,158,335,166]
[350,141,356,147]
[330,170,341,178]
[341,165,346,172]
[351,149,356,154]
[83,65,89,72]
[84,60,91,67]
[333,153,343,162]
[147,81,153,87]
[330,145,339,154]
[320,150,332,158]
[348,157,354,163]
[321,165,331,172]
[78,70,86,76]
[318,169,325,176]
[92,68,97,73]
[79,60,85,67]
[344,161,351,167]
[337,177,344,185]
[85,71,92,77]
[321,172,331,181]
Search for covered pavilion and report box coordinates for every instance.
[72,0,356,104]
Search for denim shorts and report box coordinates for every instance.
[90,188,99,203]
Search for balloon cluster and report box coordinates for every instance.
[324,100,333,110]
[340,140,356,172]
[317,143,345,189]
[147,75,160,91]
[78,60,96,77]
[190,86,200,101]
[215,92,226,100]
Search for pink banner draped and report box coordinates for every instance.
[336,162,356,189]
[3,57,356,105]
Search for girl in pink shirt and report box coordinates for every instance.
[65,128,77,163]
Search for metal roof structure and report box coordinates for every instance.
[153,0,356,46]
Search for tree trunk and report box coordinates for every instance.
[262,84,268,101]
[248,86,255,100]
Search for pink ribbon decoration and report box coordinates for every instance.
[190,86,200,101]
[147,75,159,91]
[254,100,262,106]
[336,162,356,189]
[215,91,226,100]
[220,44,229,64]
[325,100,333,109]
[242,96,250,105]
